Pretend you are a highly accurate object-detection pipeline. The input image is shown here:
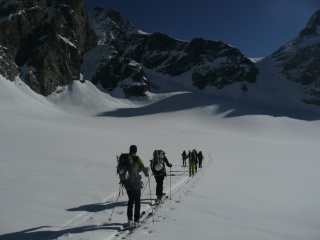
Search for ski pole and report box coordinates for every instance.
[141,173,152,195]
[170,167,172,200]
[108,184,122,222]
[148,175,155,224]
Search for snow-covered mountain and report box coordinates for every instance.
[271,10,320,105]
[0,0,320,112]
[85,8,258,97]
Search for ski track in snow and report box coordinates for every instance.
[53,155,213,240]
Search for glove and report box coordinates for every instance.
[145,172,149,177]
[168,164,172,168]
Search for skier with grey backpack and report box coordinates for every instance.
[150,150,172,204]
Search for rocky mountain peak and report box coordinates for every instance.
[85,8,258,97]
[271,10,320,105]
[88,7,139,44]
[299,10,320,38]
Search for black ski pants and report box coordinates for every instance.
[126,187,141,221]
[154,174,165,197]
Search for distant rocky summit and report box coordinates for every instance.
[85,8,258,97]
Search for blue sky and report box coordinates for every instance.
[85,0,320,58]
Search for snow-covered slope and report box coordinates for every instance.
[0,73,320,240]
[271,10,320,105]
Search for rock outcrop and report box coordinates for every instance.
[0,0,96,95]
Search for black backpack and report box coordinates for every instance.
[151,150,165,174]
[117,153,138,186]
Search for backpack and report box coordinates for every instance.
[151,150,165,174]
[117,153,138,186]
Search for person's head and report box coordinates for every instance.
[130,145,137,154]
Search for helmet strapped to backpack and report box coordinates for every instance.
[151,150,165,174]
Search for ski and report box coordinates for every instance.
[117,195,168,238]
[117,193,169,238]
[121,211,146,230]
[152,193,168,212]
[155,193,167,204]
[117,211,150,239]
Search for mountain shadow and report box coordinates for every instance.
[95,92,320,121]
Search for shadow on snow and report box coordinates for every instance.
[67,199,151,213]
[95,92,320,121]
[0,199,154,240]
[0,224,122,240]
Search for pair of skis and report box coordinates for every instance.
[116,212,151,239]
[153,193,168,211]
[121,210,151,231]
[117,193,168,238]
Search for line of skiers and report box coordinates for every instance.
[116,145,203,228]
[181,149,203,176]
[116,145,172,228]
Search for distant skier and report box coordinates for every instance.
[181,150,187,167]
[192,149,198,173]
[198,151,203,168]
[188,150,195,176]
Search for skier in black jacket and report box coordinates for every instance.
[124,145,149,227]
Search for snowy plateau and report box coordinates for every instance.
[0,65,320,240]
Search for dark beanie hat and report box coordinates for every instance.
[130,145,137,153]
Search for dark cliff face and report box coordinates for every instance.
[0,0,96,96]
[0,0,48,81]
[86,8,259,97]
[272,10,320,105]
